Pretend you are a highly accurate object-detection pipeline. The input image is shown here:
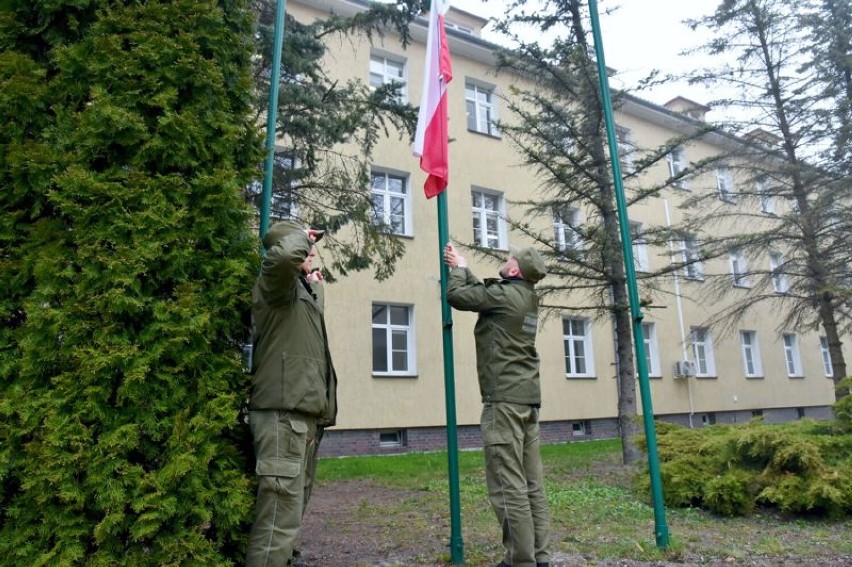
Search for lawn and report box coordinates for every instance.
[302,439,852,566]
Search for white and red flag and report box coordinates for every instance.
[412,0,453,199]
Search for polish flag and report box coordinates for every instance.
[412,0,453,199]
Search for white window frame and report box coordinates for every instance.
[616,126,635,174]
[553,205,581,255]
[782,333,803,377]
[680,236,704,280]
[769,251,789,293]
[630,222,649,273]
[370,170,412,236]
[465,81,498,136]
[729,248,751,288]
[716,166,737,203]
[471,188,506,249]
[757,178,775,214]
[819,336,834,378]
[563,317,595,378]
[691,327,716,377]
[740,330,763,378]
[641,322,661,377]
[571,420,592,436]
[371,303,416,376]
[369,52,407,103]
[249,151,299,221]
[667,146,687,188]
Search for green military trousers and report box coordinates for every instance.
[481,402,551,567]
[246,410,320,567]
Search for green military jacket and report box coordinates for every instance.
[447,267,542,406]
[249,230,338,426]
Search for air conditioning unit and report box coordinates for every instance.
[674,360,697,378]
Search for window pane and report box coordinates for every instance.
[390,305,409,325]
[372,304,388,323]
[392,351,408,371]
[472,191,481,207]
[390,196,404,216]
[372,174,385,190]
[483,193,497,210]
[388,176,405,194]
[372,328,387,372]
[391,329,407,350]
[466,100,476,130]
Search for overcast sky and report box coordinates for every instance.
[450,0,724,116]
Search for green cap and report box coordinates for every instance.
[510,246,547,283]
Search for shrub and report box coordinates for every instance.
[639,419,852,517]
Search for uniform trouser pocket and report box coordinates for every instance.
[247,410,316,567]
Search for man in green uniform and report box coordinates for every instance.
[247,221,337,567]
[444,243,551,567]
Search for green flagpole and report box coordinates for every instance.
[588,0,670,549]
[260,0,288,242]
[437,190,464,564]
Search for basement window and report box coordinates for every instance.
[379,429,407,447]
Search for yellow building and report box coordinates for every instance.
[282,0,845,456]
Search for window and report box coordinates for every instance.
[371,170,411,236]
[729,248,751,287]
[751,409,764,418]
[471,189,505,249]
[757,178,775,214]
[820,336,834,377]
[247,152,299,220]
[667,146,687,188]
[641,323,661,377]
[572,421,592,436]
[369,53,407,103]
[630,222,649,272]
[372,303,415,376]
[378,429,407,447]
[691,327,716,377]
[769,251,789,293]
[716,166,736,203]
[616,126,635,174]
[444,21,474,34]
[466,82,497,135]
[702,412,716,426]
[740,331,763,378]
[680,236,704,280]
[553,205,581,255]
[563,317,595,378]
[782,333,803,377]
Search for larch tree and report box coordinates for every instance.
[485,0,713,464]
[672,0,851,399]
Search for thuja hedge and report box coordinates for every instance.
[638,379,852,518]
[1,1,260,564]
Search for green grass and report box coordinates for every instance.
[313,439,852,565]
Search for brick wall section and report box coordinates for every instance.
[319,416,618,458]
[318,407,834,457]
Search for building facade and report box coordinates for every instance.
[281,0,845,456]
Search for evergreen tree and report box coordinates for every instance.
[1,1,261,563]
[486,0,711,464]
[675,0,851,399]
[249,0,421,281]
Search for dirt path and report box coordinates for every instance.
[297,479,852,567]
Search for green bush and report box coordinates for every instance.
[638,417,852,518]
